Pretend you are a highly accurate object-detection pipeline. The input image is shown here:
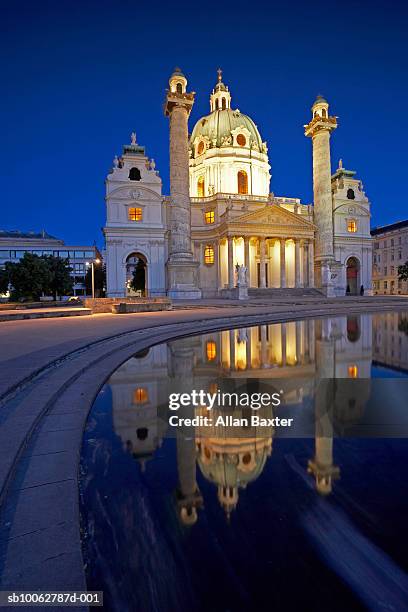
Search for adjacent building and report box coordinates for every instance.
[104,69,373,299]
[0,230,100,297]
[371,220,408,295]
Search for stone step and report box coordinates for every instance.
[248,288,324,297]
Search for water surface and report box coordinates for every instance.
[81,312,408,612]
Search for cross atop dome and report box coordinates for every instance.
[210,67,231,111]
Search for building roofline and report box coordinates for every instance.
[371,219,408,236]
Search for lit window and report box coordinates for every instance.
[347,219,357,233]
[237,170,248,194]
[204,245,215,265]
[133,388,148,404]
[237,134,246,146]
[206,341,217,361]
[129,207,142,222]
[197,176,205,196]
[197,141,205,156]
[205,210,215,224]
[348,365,358,378]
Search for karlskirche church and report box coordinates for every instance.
[103,69,372,299]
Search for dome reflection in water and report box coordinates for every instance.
[81,312,408,612]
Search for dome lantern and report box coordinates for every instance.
[210,68,232,112]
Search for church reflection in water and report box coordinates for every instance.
[109,312,408,523]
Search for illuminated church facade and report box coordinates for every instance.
[104,69,372,299]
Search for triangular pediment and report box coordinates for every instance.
[228,204,315,229]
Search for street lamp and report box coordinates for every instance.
[86,258,101,299]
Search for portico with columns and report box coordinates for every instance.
[192,202,315,295]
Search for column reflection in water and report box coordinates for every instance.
[169,337,203,525]
[109,314,378,518]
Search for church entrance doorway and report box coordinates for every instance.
[346,257,360,295]
[126,253,147,297]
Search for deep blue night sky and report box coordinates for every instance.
[1,0,407,247]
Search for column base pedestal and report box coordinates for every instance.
[315,260,342,297]
[167,259,202,300]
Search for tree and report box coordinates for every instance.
[6,253,52,301]
[42,256,73,300]
[0,267,10,296]
[85,263,106,297]
[398,261,408,282]
[129,259,146,295]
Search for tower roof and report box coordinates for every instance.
[314,94,328,105]
[171,66,185,78]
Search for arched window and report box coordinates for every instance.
[215,99,219,110]
[176,83,183,94]
[128,207,142,222]
[133,388,148,404]
[236,134,246,146]
[321,108,327,118]
[206,340,217,361]
[129,167,141,181]
[222,97,226,110]
[237,170,248,194]
[197,141,205,156]
[197,176,205,197]
[347,188,355,199]
[204,245,215,265]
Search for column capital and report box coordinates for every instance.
[164,92,195,118]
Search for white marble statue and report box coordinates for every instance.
[236,264,248,287]
[131,132,137,145]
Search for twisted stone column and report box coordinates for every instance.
[164,70,201,299]
[168,105,194,260]
[304,98,338,296]
[310,129,335,262]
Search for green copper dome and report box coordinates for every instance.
[190,108,264,154]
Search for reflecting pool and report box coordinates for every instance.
[81,312,408,612]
